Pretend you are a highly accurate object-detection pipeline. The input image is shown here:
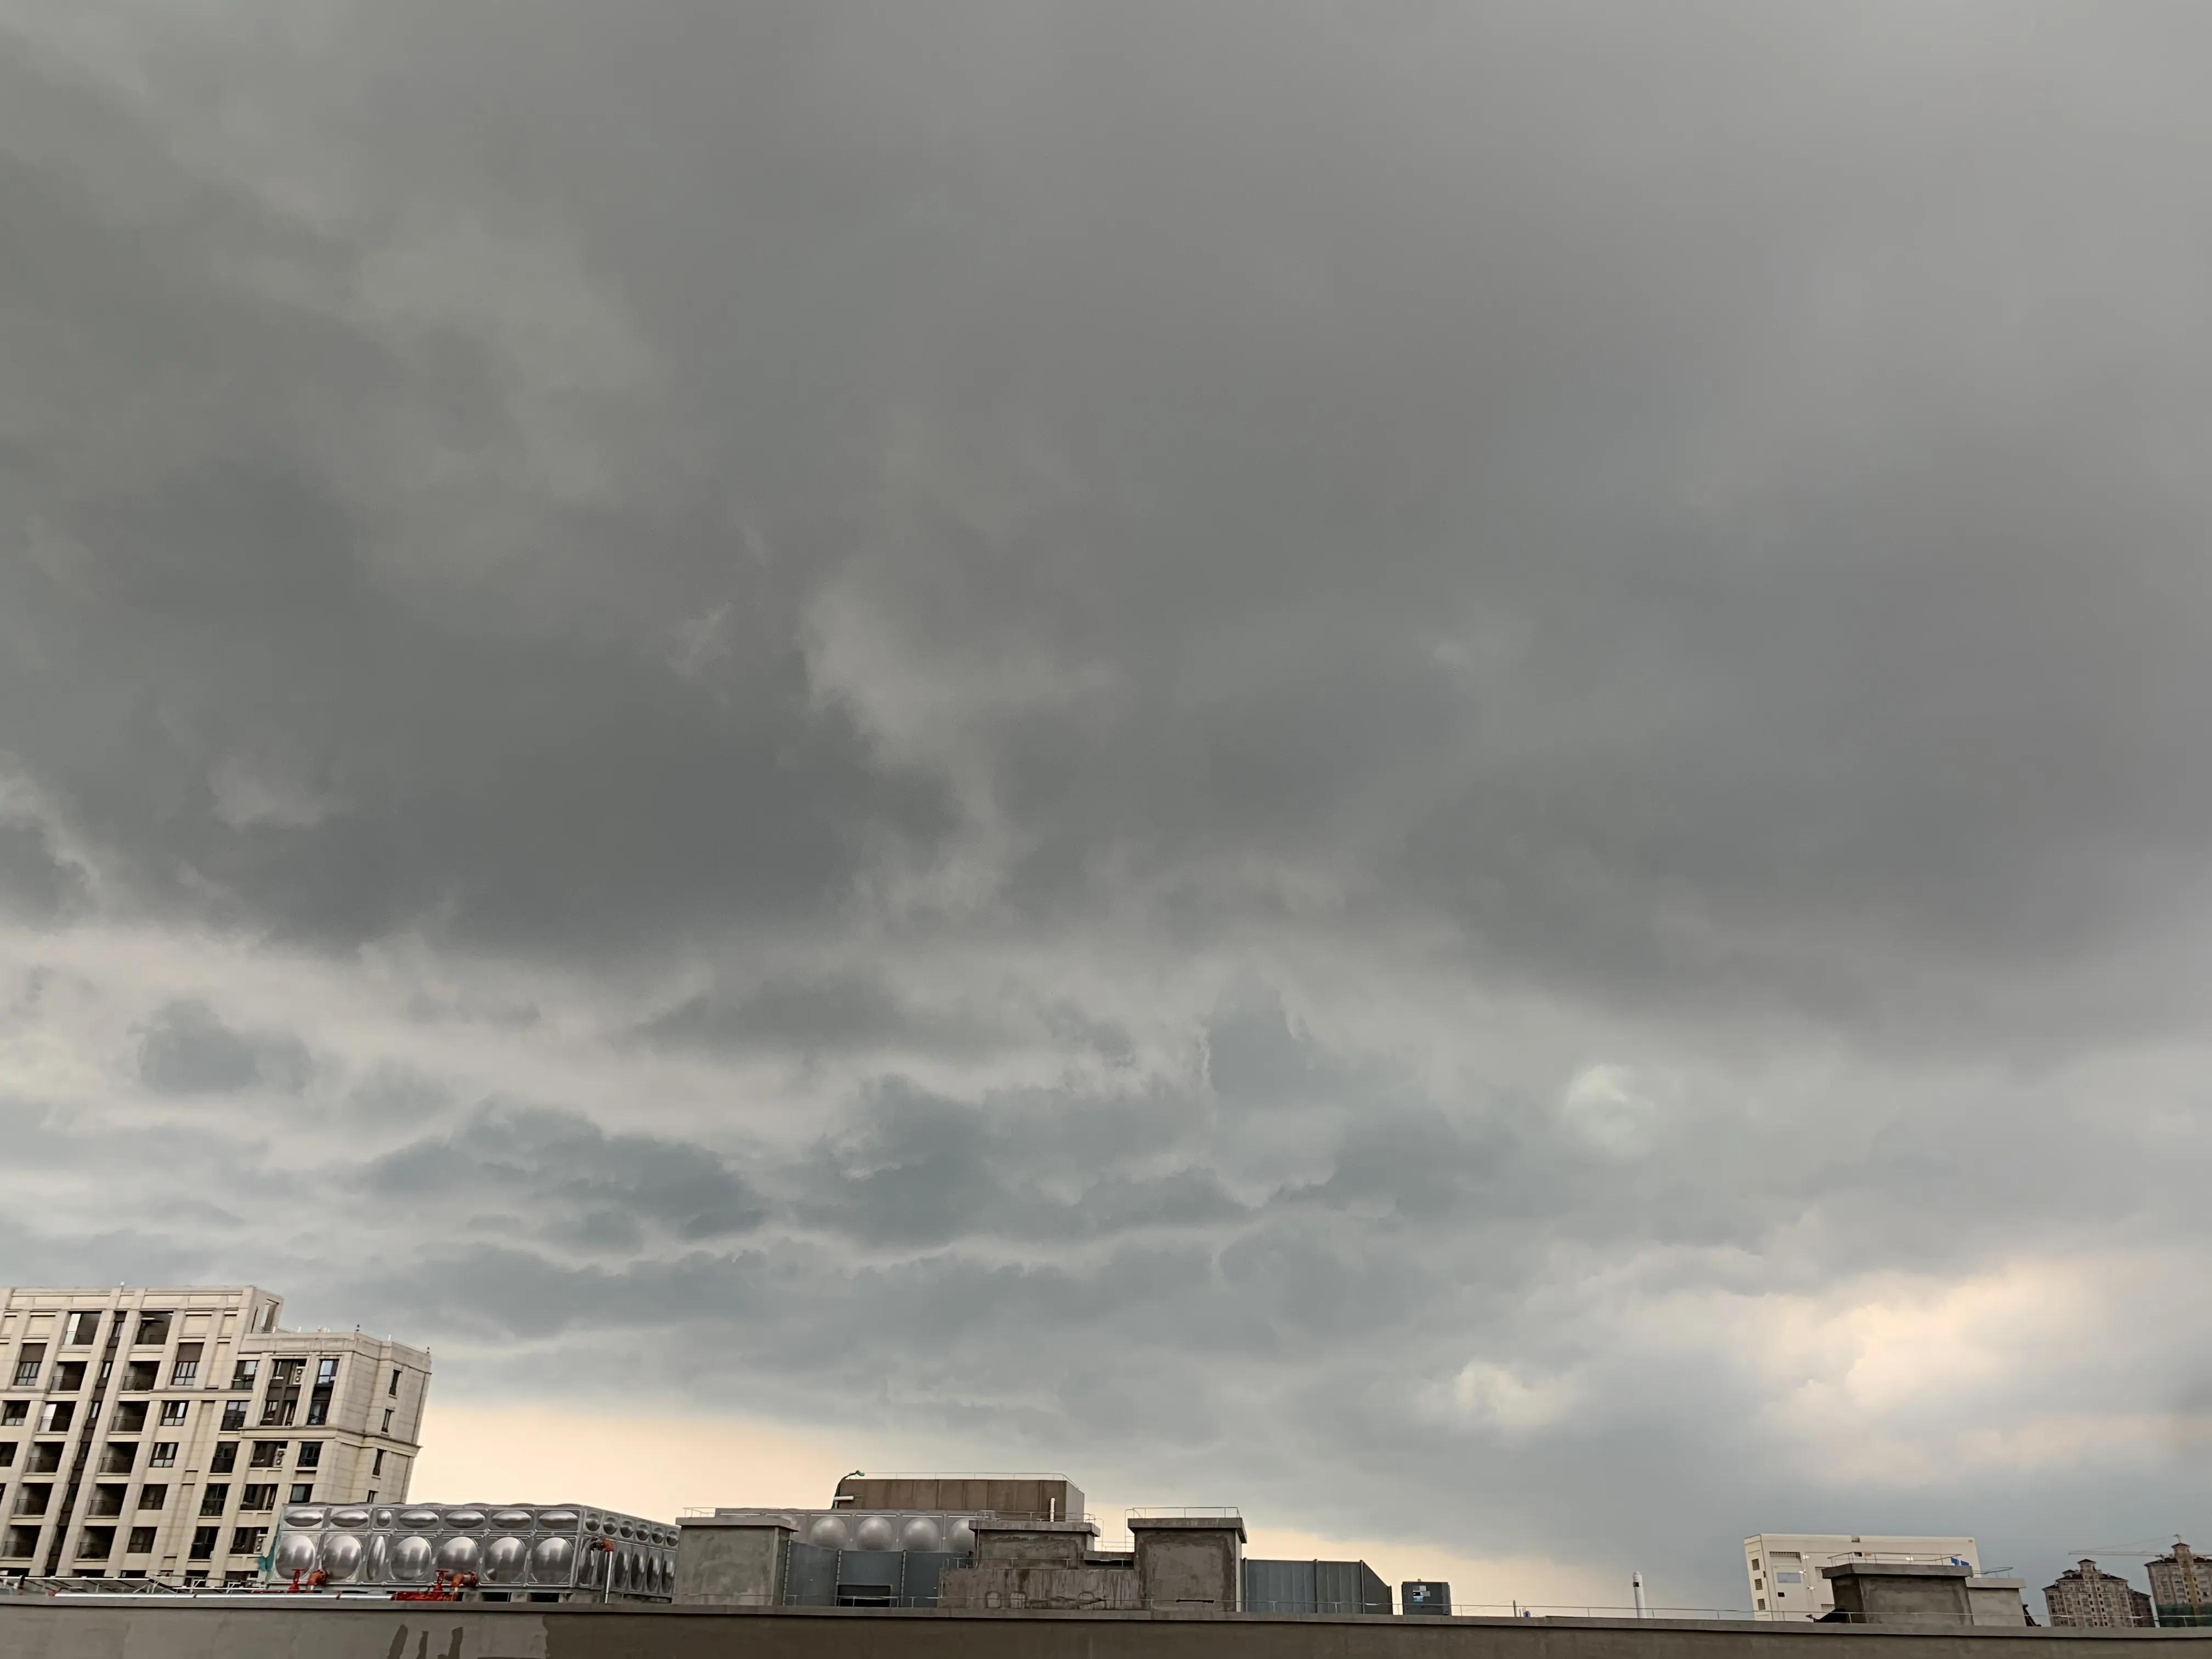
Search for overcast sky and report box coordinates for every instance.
[4,0,2210,1610]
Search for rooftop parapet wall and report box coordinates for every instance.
[12,1602,2212,1659]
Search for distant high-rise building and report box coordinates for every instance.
[2044,1559,2153,1627]
[2148,1543,2212,1628]
[1743,1534,1978,1621]
[1,1286,429,1585]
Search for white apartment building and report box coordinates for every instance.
[1745,1533,1980,1621]
[1,1286,430,1584]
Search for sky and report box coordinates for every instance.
[3,0,2211,1613]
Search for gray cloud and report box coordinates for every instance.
[136,999,312,1094]
[0,818,87,924]
[358,1102,768,1247]
[792,1078,1250,1247]
[641,972,1005,1060]
[5,0,2212,1610]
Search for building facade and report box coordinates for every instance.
[0,1286,429,1584]
[1743,1534,1979,1621]
[2148,1543,2212,1628]
[2044,1559,2153,1628]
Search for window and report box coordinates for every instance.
[315,1358,338,1386]
[159,1401,189,1427]
[371,1450,385,1476]
[4,1526,40,1559]
[121,1362,156,1392]
[134,1313,171,1347]
[210,1443,237,1474]
[304,1397,327,1426]
[79,1526,116,1558]
[199,1485,227,1516]
[37,1402,72,1434]
[13,1485,50,1516]
[249,1441,286,1469]
[54,1362,85,1392]
[261,1398,296,1427]
[240,1485,277,1512]
[188,1527,217,1561]
[0,1443,13,1468]
[96,1359,112,1386]
[87,1483,128,1518]
[389,1369,400,1397]
[220,1402,246,1432]
[149,1443,177,1468]
[98,1443,136,1475]
[229,1360,258,1392]
[126,1528,157,1555]
[138,1485,167,1511]
[170,1344,202,1387]
[224,1568,255,1584]
[0,1403,21,1426]
[1757,1598,1767,1611]
[381,1409,393,1433]
[111,1402,147,1434]
[229,1526,266,1557]
[294,1442,321,1469]
[269,1359,304,1387]
[290,1484,314,1504]
[65,1312,101,1346]
[364,1491,377,1503]
[10,1346,43,1387]
[29,1442,62,1473]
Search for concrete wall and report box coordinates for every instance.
[940,1565,1144,1611]
[1829,1568,1974,1626]
[10,1602,2212,1659]
[836,1478,1084,1521]
[972,1525,1092,1567]
[1133,1525,1242,1612]
[673,1522,787,1606]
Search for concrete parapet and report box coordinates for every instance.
[9,1599,2212,1659]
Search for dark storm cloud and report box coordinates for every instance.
[8,0,2212,1610]
[792,1077,1249,1246]
[0,818,87,924]
[358,1102,768,1246]
[2,1,2207,1037]
[136,998,312,1094]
